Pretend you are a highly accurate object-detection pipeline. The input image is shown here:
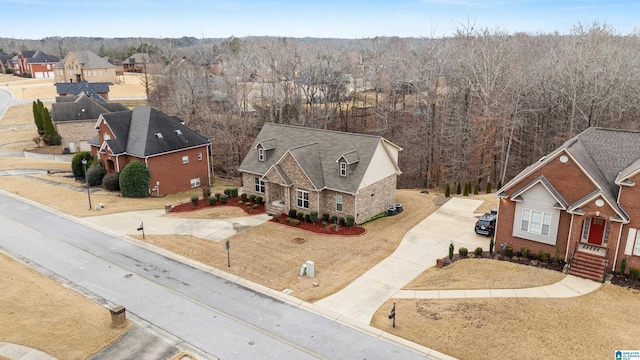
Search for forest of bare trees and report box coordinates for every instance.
[3,23,640,189]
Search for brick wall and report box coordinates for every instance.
[146,147,210,195]
[319,189,355,221]
[617,172,640,271]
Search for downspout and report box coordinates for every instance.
[612,223,624,272]
[565,213,574,261]
[206,143,212,186]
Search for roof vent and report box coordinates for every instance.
[174,129,183,135]
[155,132,164,139]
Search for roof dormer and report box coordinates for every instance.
[256,138,277,162]
[336,150,359,178]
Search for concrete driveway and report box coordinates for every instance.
[83,209,271,242]
[315,197,490,324]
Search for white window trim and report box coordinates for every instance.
[339,162,347,177]
[258,148,265,162]
[520,208,552,236]
[336,194,343,212]
[634,230,640,256]
[190,177,201,188]
[254,177,265,194]
[182,155,189,164]
[297,189,309,209]
[198,152,203,160]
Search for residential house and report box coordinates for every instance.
[496,127,640,281]
[54,50,117,84]
[0,51,13,74]
[13,50,59,78]
[90,106,211,196]
[51,93,128,153]
[238,123,402,224]
[121,53,162,73]
[55,80,110,101]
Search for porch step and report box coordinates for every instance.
[568,251,606,282]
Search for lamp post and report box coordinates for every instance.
[81,159,92,210]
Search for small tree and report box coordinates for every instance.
[445,183,451,198]
[456,182,461,195]
[486,182,492,194]
[474,182,479,195]
[32,100,44,135]
[463,182,469,196]
[449,242,454,260]
[41,106,60,145]
[119,161,150,198]
[620,256,627,275]
[345,215,355,227]
[489,235,495,255]
[497,179,503,189]
[71,151,93,178]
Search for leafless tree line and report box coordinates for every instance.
[4,23,640,189]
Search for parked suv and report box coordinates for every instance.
[475,209,497,236]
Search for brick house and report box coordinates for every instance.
[496,127,640,281]
[51,93,128,153]
[90,106,211,195]
[54,50,117,84]
[14,50,59,78]
[238,123,402,224]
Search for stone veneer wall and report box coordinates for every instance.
[56,120,97,152]
[355,174,397,224]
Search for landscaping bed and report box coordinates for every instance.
[169,194,266,215]
[272,214,366,236]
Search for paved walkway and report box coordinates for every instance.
[0,342,57,360]
[394,274,601,299]
[315,197,491,323]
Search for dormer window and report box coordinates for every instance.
[340,161,347,177]
[103,133,111,141]
[258,147,265,162]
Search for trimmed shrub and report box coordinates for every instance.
[463,182,470,196]
[474,182,480,195]
[321,221,328,227]
[240,193,248,201]
[445,183,451,198]
[250,194,257,203]
[102,172,120,191]
[304,214,311,223]
[346,215,355,227]
[474,247,483,256]
[621,256,627,275]
[504,245,513,257]
[331,215,338,224]
[230,188,238,198]
[201,185,211,200]
[629,267,640,281]
[520,247,530,259]
[246,204,252,213]
[286,217,292,223]
[223,188,231,196]
[486,182,492,194]
[459,247,469,257]
[489,236,494,255]
[290,219,301,226]
[71,151,93,178]
[449,242,454,260]
[87,161,106,186]
[339,217,346,226]
[322,213,330,221]
[309,211,319,223]
[289,209,297,218]
[297,212,304,221]
[255,196,263,204]
[538,251,551,262]
[215,192,221,199]
[219,194,229,203]
[253,204,259,210]
[119,161,150,198]
[191,196,199,206]
[208,197,217,206]
[238,200,244,206]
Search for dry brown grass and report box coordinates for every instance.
[0,253,130,360]
[166,206,249,219]
[373,285,640,360]
[134,189,443,302]
[403,258,566,290]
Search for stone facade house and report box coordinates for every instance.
[14,50,59,78]
[51,93,127,153]
[238,123,402,224]
[496,127,640,282]
[121,53,162,73]
[90,106,211,196]
[54,50,117,84]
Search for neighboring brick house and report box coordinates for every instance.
[54,50,117,84]
[238,123,402,224]
[55,80,110,101]
[14,50,59,78]
[90,106,211,196]
[51,93,128,153]
[496,127,640,281]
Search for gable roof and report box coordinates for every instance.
[499,127,640,223]
[94,106,210,157]
[51,93,127,122]
[22,50,59,64]
[55,80,110,102]
[66,50,115,69]
[239,123,400,194]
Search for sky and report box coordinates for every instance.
[1,0,637,39]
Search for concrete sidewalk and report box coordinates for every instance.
[315,197,489,324]
[393,274,601,299]
[0,342,56,360]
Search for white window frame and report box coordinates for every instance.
[297,189,309,209]
[198,152,203,160]
[520,208,551,236]
[103,133,111,141]
[258,147,265,162]
[190,177,201,188]
[634,231,640,256]
[254,177,265,194]
[336,194,343,212]
[182,155,189,164]
[339,162,347,177]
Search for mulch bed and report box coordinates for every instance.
[609,274,640,290]
[169,197,266,215]
[272,214,366,236]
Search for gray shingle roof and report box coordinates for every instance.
[99,106,210,157]
[25,50,59,64]
[67,50,115,69]
[51,93,127,122]
[55,80,110,102]
[239,123,399,194]
[500,127,640,222]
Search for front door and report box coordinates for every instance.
[587,218,606,245]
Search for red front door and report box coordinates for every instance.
[587,218,605,245]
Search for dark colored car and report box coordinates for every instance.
[475,209,497,236]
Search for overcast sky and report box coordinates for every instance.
[1,0,637,39]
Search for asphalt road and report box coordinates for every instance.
[0,86,30,120]
[0,192,430,360]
